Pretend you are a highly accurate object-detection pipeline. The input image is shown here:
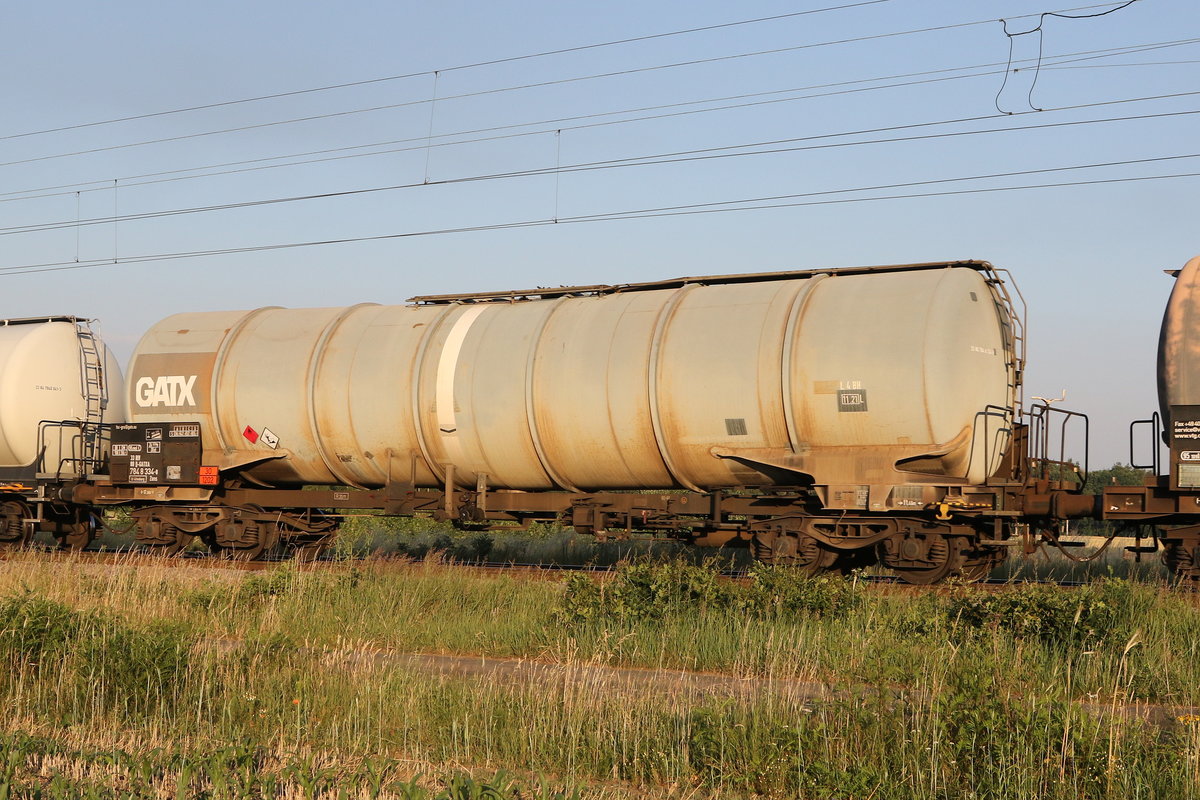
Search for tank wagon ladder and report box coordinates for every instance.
[74,319,107,474]
[984,265,1026,419]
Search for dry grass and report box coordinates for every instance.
[0,551,1196,797]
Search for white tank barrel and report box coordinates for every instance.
[0,317,126,471]
[125,263,1018,494]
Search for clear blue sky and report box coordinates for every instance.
[2,0,1196,466]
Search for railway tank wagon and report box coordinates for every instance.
[0,317,126,546]
[127,263,1016,490]
[1105,255,1200,580]
[1158,254,1200,493]
[90,260,1088,581]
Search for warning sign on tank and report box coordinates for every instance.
[110,422,203,485]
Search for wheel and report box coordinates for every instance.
[752,532,839,576]
[828,546,877,574]
[206,507,278,560]
[881,533,968,585]
[207,533,271,561]
[1162,540,1200,583]
[150,525,195,556]
[205,539,269,560]
[275,511,338,562]
[57,513,97,550]
[958,560,995,583]
[134,516,197,556]
[291,537,332,562]
[958,546,1008,583]
[43,508,101,551]
[0,500,32,548]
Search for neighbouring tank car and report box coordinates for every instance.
[1102,254,1200,580]
[0,317,126,547]
[58,259,1092,583]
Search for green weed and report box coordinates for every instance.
[558,561,861,624]
[945,580,1140,646]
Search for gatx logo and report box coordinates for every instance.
[134,375,198,408]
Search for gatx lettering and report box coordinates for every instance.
[134,375,198,408]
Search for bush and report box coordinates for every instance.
[687,705,886,797]
[181,569,297,611]
[239,568,297,600]
[945,580,1136,645]
[0,592,193,716]
[741,564,862,617]
[0,594,79,668]
[391,532,494,562]
[558,561,863,624]
[558,562,730,623]
[76,617,192,710]
[935,664,1109,797]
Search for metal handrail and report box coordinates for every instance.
[1025,402,1089,489]
[965,404,1015,485]
[35,420,113,479]
[1129,412,1163,474]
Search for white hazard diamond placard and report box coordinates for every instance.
[260,428,280,449]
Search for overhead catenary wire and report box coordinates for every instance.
[564,152,1199,221]
[0,0,1135,147]
[0,3,1147,171]
[2,35,1196,205]
[995,0,1144,112]
[2,98,1197,238]
[1,53,1028,199]
[531,95,1200,175]
[2,158,1197,277]
[0,0,1184,283]
[0,0,894,144]
[1045,58,1200,69]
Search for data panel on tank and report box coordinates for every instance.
[109,422,202,485]
[1171,405,1200,489]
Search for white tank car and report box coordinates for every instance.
[124,263,1019,508]
[0,317,126,474]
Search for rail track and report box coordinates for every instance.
[0,543,1114,590]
